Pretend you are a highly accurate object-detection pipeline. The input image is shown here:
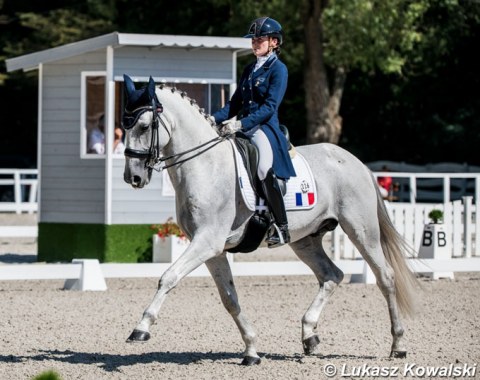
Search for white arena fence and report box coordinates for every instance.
[0,169,38,214]
[332,196,480,260]
[1,171,480,289]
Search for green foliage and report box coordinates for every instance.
[32,370,62,380]
[428,209,444,224]
[0,0,479,164]
[322,0,430,74]
[38,223,154,263]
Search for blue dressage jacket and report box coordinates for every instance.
[213,54,296,180]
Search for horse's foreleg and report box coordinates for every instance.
[205,254,260,366]
[127,239,220,343]
[290,235,344,355]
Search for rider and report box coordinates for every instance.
[212,17,296,247]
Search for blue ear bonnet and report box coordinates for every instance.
[123,74,162,129]
[124,84,161,112]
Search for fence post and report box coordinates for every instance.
[443,176,450,204]
[13,171,21,214]
[475,176,480,257]
[463,196,473,258]
[63,259,107,291]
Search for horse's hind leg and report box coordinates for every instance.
[342,222,408,358]
[289,234,344,355]
[205,254,260,366]
[360,247,407,357]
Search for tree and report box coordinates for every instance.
[302,0,435,144]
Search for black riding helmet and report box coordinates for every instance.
[244,17,283,45]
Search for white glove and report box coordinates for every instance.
[208,115,216,125]
[221,120,242,135]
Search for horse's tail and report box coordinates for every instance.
[372,174,420,318]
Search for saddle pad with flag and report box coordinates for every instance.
[230,141,317,212]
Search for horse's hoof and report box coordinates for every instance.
[303,335,320,355]
[390,350,407,359]
[241,356,261,366]
[126,329,151,342]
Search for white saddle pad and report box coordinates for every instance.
[230,141,317,212]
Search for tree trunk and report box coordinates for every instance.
[302,0,346,144]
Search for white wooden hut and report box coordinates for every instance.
[6,32,250,262]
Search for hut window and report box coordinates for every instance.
[84,75,106,155]
[81,73,124,157]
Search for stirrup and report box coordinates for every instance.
[266,224,290,248]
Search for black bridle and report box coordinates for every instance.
[123,99,227,171]
[123,98,167,169]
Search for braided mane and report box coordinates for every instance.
[157,84,217,128]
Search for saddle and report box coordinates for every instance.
[229,126,291,253]
[233,125,291,197]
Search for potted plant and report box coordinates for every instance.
[151,218,189,263]
[418,207,452,278]
[428,209,444,224]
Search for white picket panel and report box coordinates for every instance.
[0,169,38,214]
[332,197,479,259]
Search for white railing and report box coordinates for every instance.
[1,171,480,289]
[0,169,38,214]
[373,172,480,204]
[0,170,477,216]
[332,196,480,260]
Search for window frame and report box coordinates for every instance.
[80,71,107,159]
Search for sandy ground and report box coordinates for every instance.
[0,214,479,379]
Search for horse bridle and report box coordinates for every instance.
[123,99,227,171]
[123,99,167,169]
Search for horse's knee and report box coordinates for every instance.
[158,271,179,291]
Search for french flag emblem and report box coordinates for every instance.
[296,192,315,206]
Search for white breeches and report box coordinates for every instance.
[251,129,273,181]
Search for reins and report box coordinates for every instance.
[123,100,229,172]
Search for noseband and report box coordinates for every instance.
[123,99,169,169]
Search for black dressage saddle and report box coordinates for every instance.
[229,125,291,253]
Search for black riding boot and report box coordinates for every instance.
[261,169,290,247]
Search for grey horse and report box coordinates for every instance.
[121,75,418,365]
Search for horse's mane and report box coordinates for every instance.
[156,84,217,129]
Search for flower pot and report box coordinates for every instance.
[418,223,453,279]
[152,235,189,263]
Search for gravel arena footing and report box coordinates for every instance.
[0,214,479,379]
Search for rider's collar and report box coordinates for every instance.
[254,52,277,72]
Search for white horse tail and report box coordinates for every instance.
[373,174,419,317]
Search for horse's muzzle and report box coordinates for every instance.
[128,175,144,188]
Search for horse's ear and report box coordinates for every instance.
[147,76,156,99]
[123,74,136,97]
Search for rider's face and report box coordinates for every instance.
[251,36,277,57]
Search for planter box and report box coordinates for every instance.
[152,235,189,263]
[418,223,453,279]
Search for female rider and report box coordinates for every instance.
[212,17,296,247]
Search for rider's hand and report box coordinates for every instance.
[221,120,242,135]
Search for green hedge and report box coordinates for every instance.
[38,223,153,263]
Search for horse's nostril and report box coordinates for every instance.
[133,175,142,185]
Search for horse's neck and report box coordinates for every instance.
[158,90,225,184]
[159,91,217,154]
